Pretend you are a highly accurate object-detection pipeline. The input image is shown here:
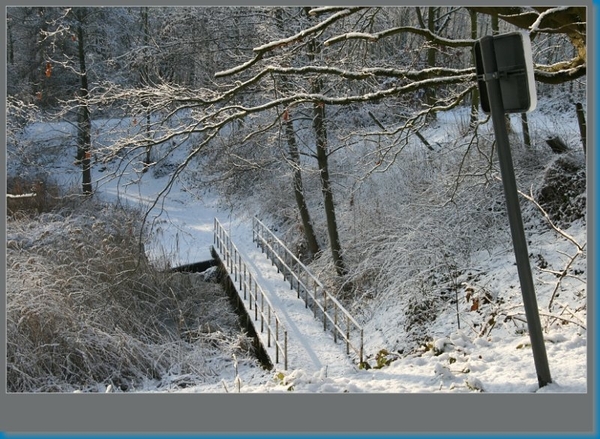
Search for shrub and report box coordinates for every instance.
[536,154,586,228]
[6,201,253,392]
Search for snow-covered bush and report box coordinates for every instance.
[6,201,255,392]
[536,153,586,228]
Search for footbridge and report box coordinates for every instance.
[213,217,363,374]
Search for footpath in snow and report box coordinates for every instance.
[92,157,587,395]
[100,171,357,377]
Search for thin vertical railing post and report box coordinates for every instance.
[243,266,247,299]
[346,315,350,355]
[305,281,308,306]
[334,306,338,343]
[275,320,279,364]
[254,290,258,321]
[304,271,308,304]
[226,236,230,270]
[360,329,364,364]
[218,223,222,253]
[230,241,233,272]
[261,292,264,332]
[293,260,298,290]
[238,254,242,290]
[249,283,253,310]
[267,308,271,347]
[245,273,250,300]
[287,253,292,287]
[233,249,237,282]
[284,331,288,370]
[323,289,327,331]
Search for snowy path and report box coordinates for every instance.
[99,171,357,376]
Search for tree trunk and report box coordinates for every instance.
[521,112,531,147]
[313,97,347,276]
[141,7,152,171]
[76,21,92,195]
[304,7,347,276]
[575,102,586,156]
[284,111,321,259]
[425,7,437,117]
[7,17,14,65]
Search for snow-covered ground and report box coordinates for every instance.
[7,104,588,395]
[95,146,587,394]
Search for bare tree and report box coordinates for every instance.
[76,6,585,269]
[73,9,92,195]
[283,107,321,259]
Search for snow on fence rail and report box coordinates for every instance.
[252,217,364,365]
[213,218,288,370]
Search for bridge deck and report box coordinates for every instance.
[214,217,356,376]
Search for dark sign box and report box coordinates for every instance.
[474,32,537,114]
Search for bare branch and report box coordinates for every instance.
[325,25,475,48]
[253,7,365,53]
[518,186,585,253]
[215,7,366,78]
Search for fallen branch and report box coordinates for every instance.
[513,186,586,312]
[546,302,587,330]
[546,249,585,312]
[509,312,586,330]
[517,185,585,252]
[537,311,586,330]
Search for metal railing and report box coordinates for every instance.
[252,217,363,364]
[214,218,288,370]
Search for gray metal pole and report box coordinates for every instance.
[479,36,552,388]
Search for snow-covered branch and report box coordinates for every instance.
[324,26,474,48]
[253,7,365,53]
[534,60,586,84]
[215,7,365,78]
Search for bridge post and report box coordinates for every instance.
[323,290,327,331]
[360,329,364,364]
[284,331,288,370]
[346,316,350,355]
[267,307,272,347]
[275,320,279,363]
[261,293,265,332]
[254,292,258,321]
[334,307,338,343]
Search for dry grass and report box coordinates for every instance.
[7,175,64,217]
[6,200,252,393]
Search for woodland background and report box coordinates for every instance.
[6,7,588,393]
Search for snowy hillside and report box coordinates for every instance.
[6,94,588,395]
